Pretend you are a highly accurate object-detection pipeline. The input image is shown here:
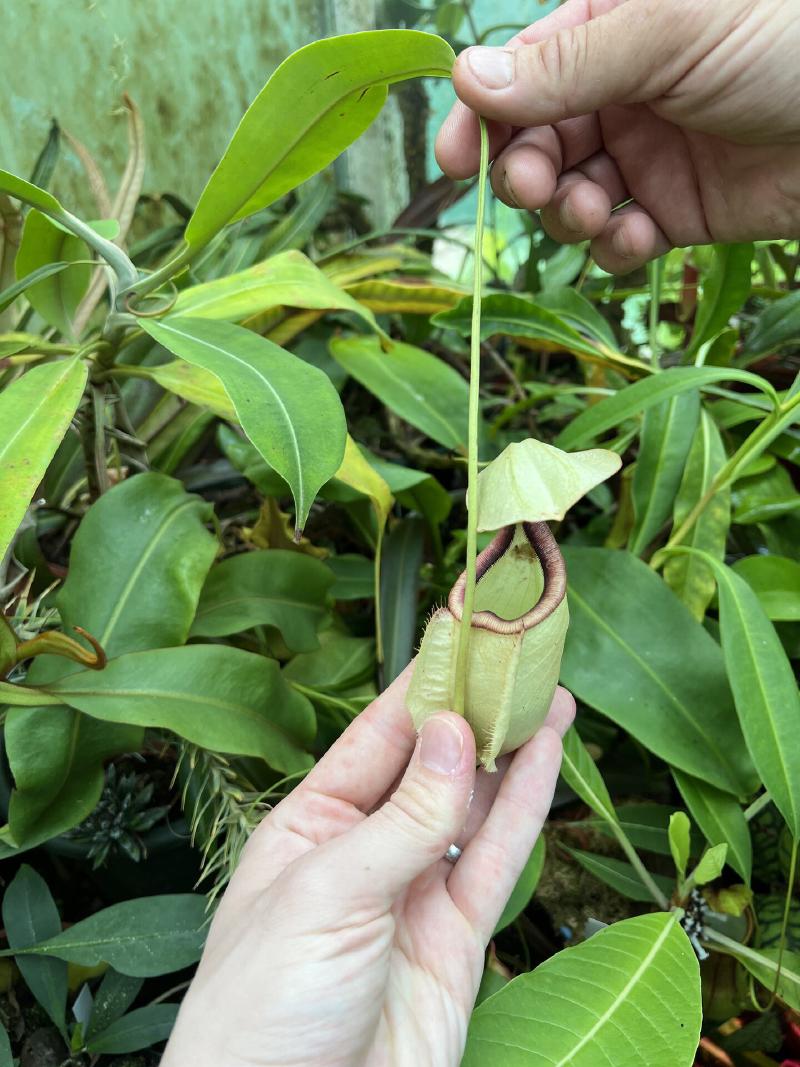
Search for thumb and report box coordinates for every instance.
[451,0,694,127]
[328,712,476,903]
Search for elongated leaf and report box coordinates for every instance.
[45,645,315,774]
[0,261,72,313]
[143,360,236,420]
[5,474,216,849]
[327,554,374,599]
[673,769,752,883]
[87,1004,179,1054]
[743,289,800,359]
[142,317,346,532]
[191,549,333,650]
[668,813,691,879]
[663,410,730,619]
[687,243,753,357]
[5,895,206,977]
[560,547,756,795]
[629,391,700,554]
[691,842,727,885]
[284,632,375,692]
[2,866,66,1036]
[186,31,454,248]
[719,941,800,1012]
[86,971,144,1039]
[533,287,618,350]
[566,847,674,903]
[0,357,87,564]
[676,551,800,837]
[330,335,471,451]
[732,554,800,621]
[560,727,619,826]
[588,802,701,857]
[494,837,546,934]
[380,517,425,683]
[462,912,701,1067]
[345,277,468,314]
[174,250,383,338]
[368,455,451,526]
[556,367,775,451]
[335,435,393,530]
[0,168,63,215]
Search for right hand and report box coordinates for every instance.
[436,0,800,273]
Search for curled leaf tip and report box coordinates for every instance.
[72,626,107,670]
[475,437,622,530]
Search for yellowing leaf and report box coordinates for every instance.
[476,438,621,530]
[334,436,393,528]
[344,278,468,314]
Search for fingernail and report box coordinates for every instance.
[559,196,581,233]
[612,227,632,258]
[502,170,520,208]
[420,716,464,775]
[466,47,514,90]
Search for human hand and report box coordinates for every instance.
[436,0,800,274]
[162,665,574,1067]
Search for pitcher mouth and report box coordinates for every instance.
[448,521,567,635]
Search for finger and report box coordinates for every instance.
[537,153,629,241]
[321,712,477,904]
[588,202,672,274]
[451,0,695,129]
[448,690,576,943]
[435,101,514,180]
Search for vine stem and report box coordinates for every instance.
[453,118,489,717]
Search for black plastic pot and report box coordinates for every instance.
[0,736,200,899]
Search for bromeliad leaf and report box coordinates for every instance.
[330,335,472,451]
[142,316,347,532]
[2,895,207,978]
[43,645,316,775]
[462,912,701,1067]
[191,549,334,651]
[0,357,87,565]
[185,31,454,249]
[476,438,621,529]
[560,547,757,796]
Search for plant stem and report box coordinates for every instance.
[453,118,489,717]
[647,257,663,362]
[744,791,772,822]
[609,821,671,909]
[767,835,798,1009]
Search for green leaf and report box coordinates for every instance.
[15,212,117,337]
[589,803,700,857]
[673,769,752,883]
[0,261,73,313]
[86,970,144,1039]
[0,168,63,215]
[743,289,800,360]
[668,812,691,879]
[191,549,333,650]
[284,632,375,692]
[326,554,374,599]
[720,942,800,1012]
[334,435,393,532]
[434,293,619,362]
[674,552,800,837]
[629,391,700,554]
[142,317,346,532]
[462,913,701,1067]
[174,249,384,338]
[533,287,619,350]
[2,866,67,1036]
[380,516,425,683]
[143,360,236,420]
[663,410,730,620]
[477,438,621,528]
[560,727,619,827]
[5,474,216,849]
[0,357,87,566]
[86,1004,179,1055]
[330,335,472,451]
[732,554,800,621]
[690,842,727,886]
[367,456,451,526]
[556,367,776,451]
[4,895,207,978]
[565,848,674,903]
[733,464,800,525]
[185,30,454,248]
[560,547,756,796]
[687,243,753,357]
[0,1023,10,1067]
[45,644,315,774]
[494,837,545,934]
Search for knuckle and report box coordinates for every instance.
[379,779,448,846]
[522,25,588,114]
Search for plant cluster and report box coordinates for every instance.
[0,14,798,1067]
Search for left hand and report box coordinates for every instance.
[162,663,574,1067]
